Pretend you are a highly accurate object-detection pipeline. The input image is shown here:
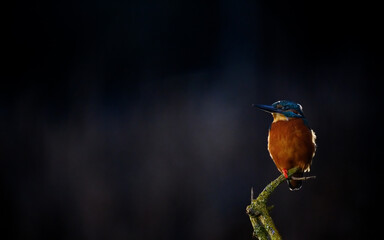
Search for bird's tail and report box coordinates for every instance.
[288,171,303,191]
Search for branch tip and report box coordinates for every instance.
[291,175,316,181]
[251,187,254,200]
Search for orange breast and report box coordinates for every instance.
[268,118,315,172]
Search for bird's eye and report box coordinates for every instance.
[276,104,283,109]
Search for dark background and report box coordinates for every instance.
[2,1,382,239]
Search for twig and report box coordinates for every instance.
[291,175,316,181]
[246,167,307,240]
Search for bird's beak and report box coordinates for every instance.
[252,104,283,114]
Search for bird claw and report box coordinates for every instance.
[282,169,288,179]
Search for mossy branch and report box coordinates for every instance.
[246,167,301,240]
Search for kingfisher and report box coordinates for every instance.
[253,100,316,191]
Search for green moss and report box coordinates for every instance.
[246,167,300,240]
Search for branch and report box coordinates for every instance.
[246,167,304,239]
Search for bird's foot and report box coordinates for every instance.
[282,169,288,179]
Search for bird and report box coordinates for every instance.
[253,100,316,191]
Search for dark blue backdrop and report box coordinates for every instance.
[2,1,382,239]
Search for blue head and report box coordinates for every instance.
[253,100,305,119]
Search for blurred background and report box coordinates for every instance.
[2,1,382,239]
